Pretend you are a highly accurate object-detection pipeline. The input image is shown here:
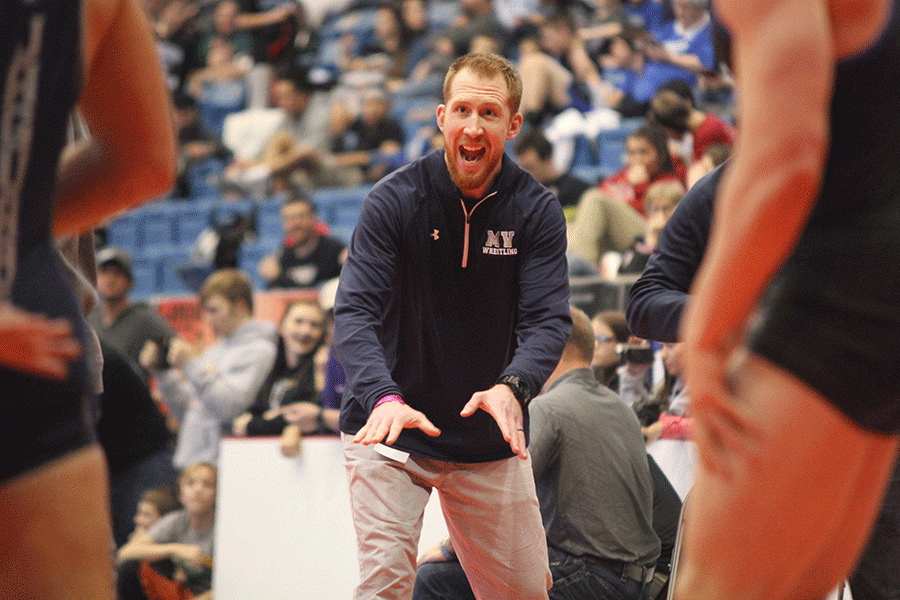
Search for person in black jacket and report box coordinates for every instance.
[97,340,177,548]
[334,53,571,600]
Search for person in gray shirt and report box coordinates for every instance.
[88,247,175,380]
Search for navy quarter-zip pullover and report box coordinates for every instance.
[334,149,572,463]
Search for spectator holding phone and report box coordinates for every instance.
[88,247,175,381]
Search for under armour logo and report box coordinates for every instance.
[431,230,439,240]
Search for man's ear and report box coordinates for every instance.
[436,104,446,132]
[507,112,523,140]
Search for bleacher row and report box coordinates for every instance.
[104,185,372,299]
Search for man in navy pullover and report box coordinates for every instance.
[334,53,571,600]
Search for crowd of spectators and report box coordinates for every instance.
[137,0,731,202]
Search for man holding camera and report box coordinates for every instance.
[140,269,276,470]
[88,247,176,381]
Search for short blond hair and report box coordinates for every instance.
[179,462,217,488]
[200,269,254,313]
[644,180,686,211]
[443,52,523,115]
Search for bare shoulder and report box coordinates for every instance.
[715,0,891,57]
[829,0,892,57]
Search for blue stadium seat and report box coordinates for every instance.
[332,202,362,230]
[157,250,194,296]
[312,186,370,225]
[129,257,160,300]
[171,205,212,248]
[105,213,142,253]
[257,205,283,247]
[187,157,226,199]
[597,128,629,173]
[142,210,175,251]
[570,134,599,169]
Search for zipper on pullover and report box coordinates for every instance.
[459,191,496,268]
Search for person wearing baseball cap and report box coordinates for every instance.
[88,247,175,379]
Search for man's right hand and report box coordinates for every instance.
[353,401,441,445]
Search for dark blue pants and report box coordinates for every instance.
[413,547,649,600]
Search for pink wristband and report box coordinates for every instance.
[374,394,404,409]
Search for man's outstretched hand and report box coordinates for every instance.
[461,384,528,459]
[354,401,441,445]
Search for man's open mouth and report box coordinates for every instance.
[460,146,485,162]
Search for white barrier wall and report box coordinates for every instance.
[213,436,448,600]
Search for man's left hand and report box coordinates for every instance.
[461,384,528,459]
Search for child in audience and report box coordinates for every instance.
[568,123,684,271]
[131,486,180,540]
[117,463,217,600]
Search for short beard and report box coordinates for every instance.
[444,150,499,196]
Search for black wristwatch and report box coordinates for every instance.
[498,375,532,407]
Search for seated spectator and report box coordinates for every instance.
[443,0,507,58]
[352,3,428,85]
[131,486,180,541]
[117,462,217,600]
[331,88,405,184]
[596,32,657,117]
[151,0,202,92]
[232,300,339,455]
[187,37,250,136]
[88,247,176,381]
[637,0,714,91]
[171,91,232,198]
[222,66,348,195]
[642,342,692,443]
[618,179,685,275]
[513,128,590,217]
[591,310,653,408]
[317,277,347,421]
[197,0,254,68]
[139,269,277,470]
[263,2,318,77]
[98,340,178,548]
[388,33,454,101]
[396,0,433,78]
[258,193,347,289]
[414,307,661,600]
[517,12,607,124]
[568,123,683,271]
[577,0,630,55]
[647,86,734,164]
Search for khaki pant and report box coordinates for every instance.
[342,435,551,600]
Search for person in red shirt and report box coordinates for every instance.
[648,87,735,163]
[569,123,683,270]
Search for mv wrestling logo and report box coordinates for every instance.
[483,230,517,256]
